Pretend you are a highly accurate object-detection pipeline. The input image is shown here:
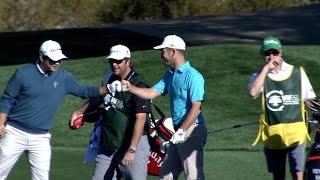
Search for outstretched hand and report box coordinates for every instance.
[121,80,131,92]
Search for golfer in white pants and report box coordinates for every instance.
[0,40,108,180]
[0,125,51,180]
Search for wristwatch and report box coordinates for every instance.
[128,147,136,153]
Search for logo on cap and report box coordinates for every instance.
[39,40,67,61]
[50,48,61,52]
[263,39,280,46]
[153,35,186,50]
[107,45,131,60]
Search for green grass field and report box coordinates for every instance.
[1,44,320,179]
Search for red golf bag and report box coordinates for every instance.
[147,103,175,176]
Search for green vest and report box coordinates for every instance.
[101,76,144,150]
[264,68,302,125]
[252,67,310,149]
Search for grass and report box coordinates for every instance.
[1,44,320,179]
[7,149,269,180]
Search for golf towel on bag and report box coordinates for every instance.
[84,116,103,163]
[84,69,112,163]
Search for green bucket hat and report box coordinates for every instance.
[260,36,282,54]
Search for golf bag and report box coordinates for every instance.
[306,99,320,180]
[147,103,175,176]
[306,130,320,180]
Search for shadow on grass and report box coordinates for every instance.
[112,4,320,46]
[1,4,320,66]
[0,27,161,66]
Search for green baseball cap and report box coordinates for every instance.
[260,36,282,54]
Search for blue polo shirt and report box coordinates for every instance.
[153,61,205,125]
[0,62,101,133]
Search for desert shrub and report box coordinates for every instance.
[227,0,306,12]
[96,0,222,23]
[96,0,318,24]
[0,0,102,31]
[0,0,319,31]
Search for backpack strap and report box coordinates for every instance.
[149,102,166,125]
[102,69,113,85]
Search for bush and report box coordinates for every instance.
[96,0,319,24]
[97,0,223,23]
[0,0,102,31]
[0,0,319,31]
[227,0,307,12]
[96,0,164,23]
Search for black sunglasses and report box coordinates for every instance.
[263,50,280,56]
[48,59,61,64]
[43,56,61,64]
[108,59,126,64]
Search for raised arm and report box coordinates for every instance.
[121,80,160,99]
[248,57,280,98]
[248,67,269,98]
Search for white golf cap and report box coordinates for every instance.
[153,35,186,50]
[39,40,67,61]
[106,44,131,60]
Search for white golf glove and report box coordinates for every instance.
[104,94,124,110]
[170,128,186,144]
[107,80,122,95]
[104,94,112,104]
